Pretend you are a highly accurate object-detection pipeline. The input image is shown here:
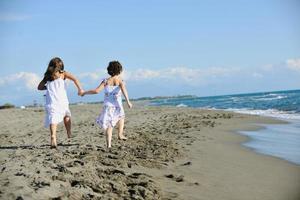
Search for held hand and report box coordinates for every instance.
[127,101,133,109]
[78,89,85,96]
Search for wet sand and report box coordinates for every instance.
[0,104,299,200]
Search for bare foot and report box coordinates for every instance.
[106,146,112,152]
[118,136,127,140]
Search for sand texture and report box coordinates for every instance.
[0,104,299,200]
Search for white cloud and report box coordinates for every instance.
[0,72,41,90]
[286,58,300,72]
[78,72,102,81]
[0,13,31,21]
[76,66,239,87]
[252,72,263,78]
[78,69,107,82]
[261,64,275,71]
[123,67,239,83]
[123,69,160,80]
[75,66,241,89]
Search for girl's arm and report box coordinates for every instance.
[82,82,105,95]
[119,80,132,108]
[64,71,84,95]
[37,79,47,90]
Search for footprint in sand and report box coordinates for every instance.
[65,160,84,167]
[180,161,192,166]
[31,179,50,190]
[165,174,184,182]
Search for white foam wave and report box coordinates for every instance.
[268,93,279,96]
[256,95,287,101]
[226,108,300,120]
[176,103,188,107]
[230,97,241,102]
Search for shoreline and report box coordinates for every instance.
[237,119,300,166]
[134,107,300,200]
[157,105,300,166]
[0,104,299,199]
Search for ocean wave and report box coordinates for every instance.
[229,97,241,102]
[176,103,188,107]
[226,108,300,120]
[255,95,287,101]
[269,93,280,96]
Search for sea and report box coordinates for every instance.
[150,89,300,165]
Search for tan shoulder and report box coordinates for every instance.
[117,78,124,85]
[61,71,68,79]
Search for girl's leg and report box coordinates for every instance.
[117,118,127,140]
[105,127,113,148]
[64,116,71,138]
[50,124,58,148]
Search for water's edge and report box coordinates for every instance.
[237,119,300,166]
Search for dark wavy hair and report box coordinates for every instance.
[43,57,64,81]
[107,61,123,76]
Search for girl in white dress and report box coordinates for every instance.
[82,61,132,148]
[38,57,84,148]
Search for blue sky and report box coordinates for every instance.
[0,0,299,106]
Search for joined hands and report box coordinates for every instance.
[78,89,85,96]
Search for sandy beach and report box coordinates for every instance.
[0,103,299,200]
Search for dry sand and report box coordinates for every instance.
[0,103,299,200]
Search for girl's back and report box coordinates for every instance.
[103,77,122,107]
[45,76,69,107]
[81,60,132,148]
[38,57,84,148]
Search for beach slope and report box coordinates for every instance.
[0,104,299,199]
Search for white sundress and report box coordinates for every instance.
[44,77,71,128]
[96,79,125,130]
